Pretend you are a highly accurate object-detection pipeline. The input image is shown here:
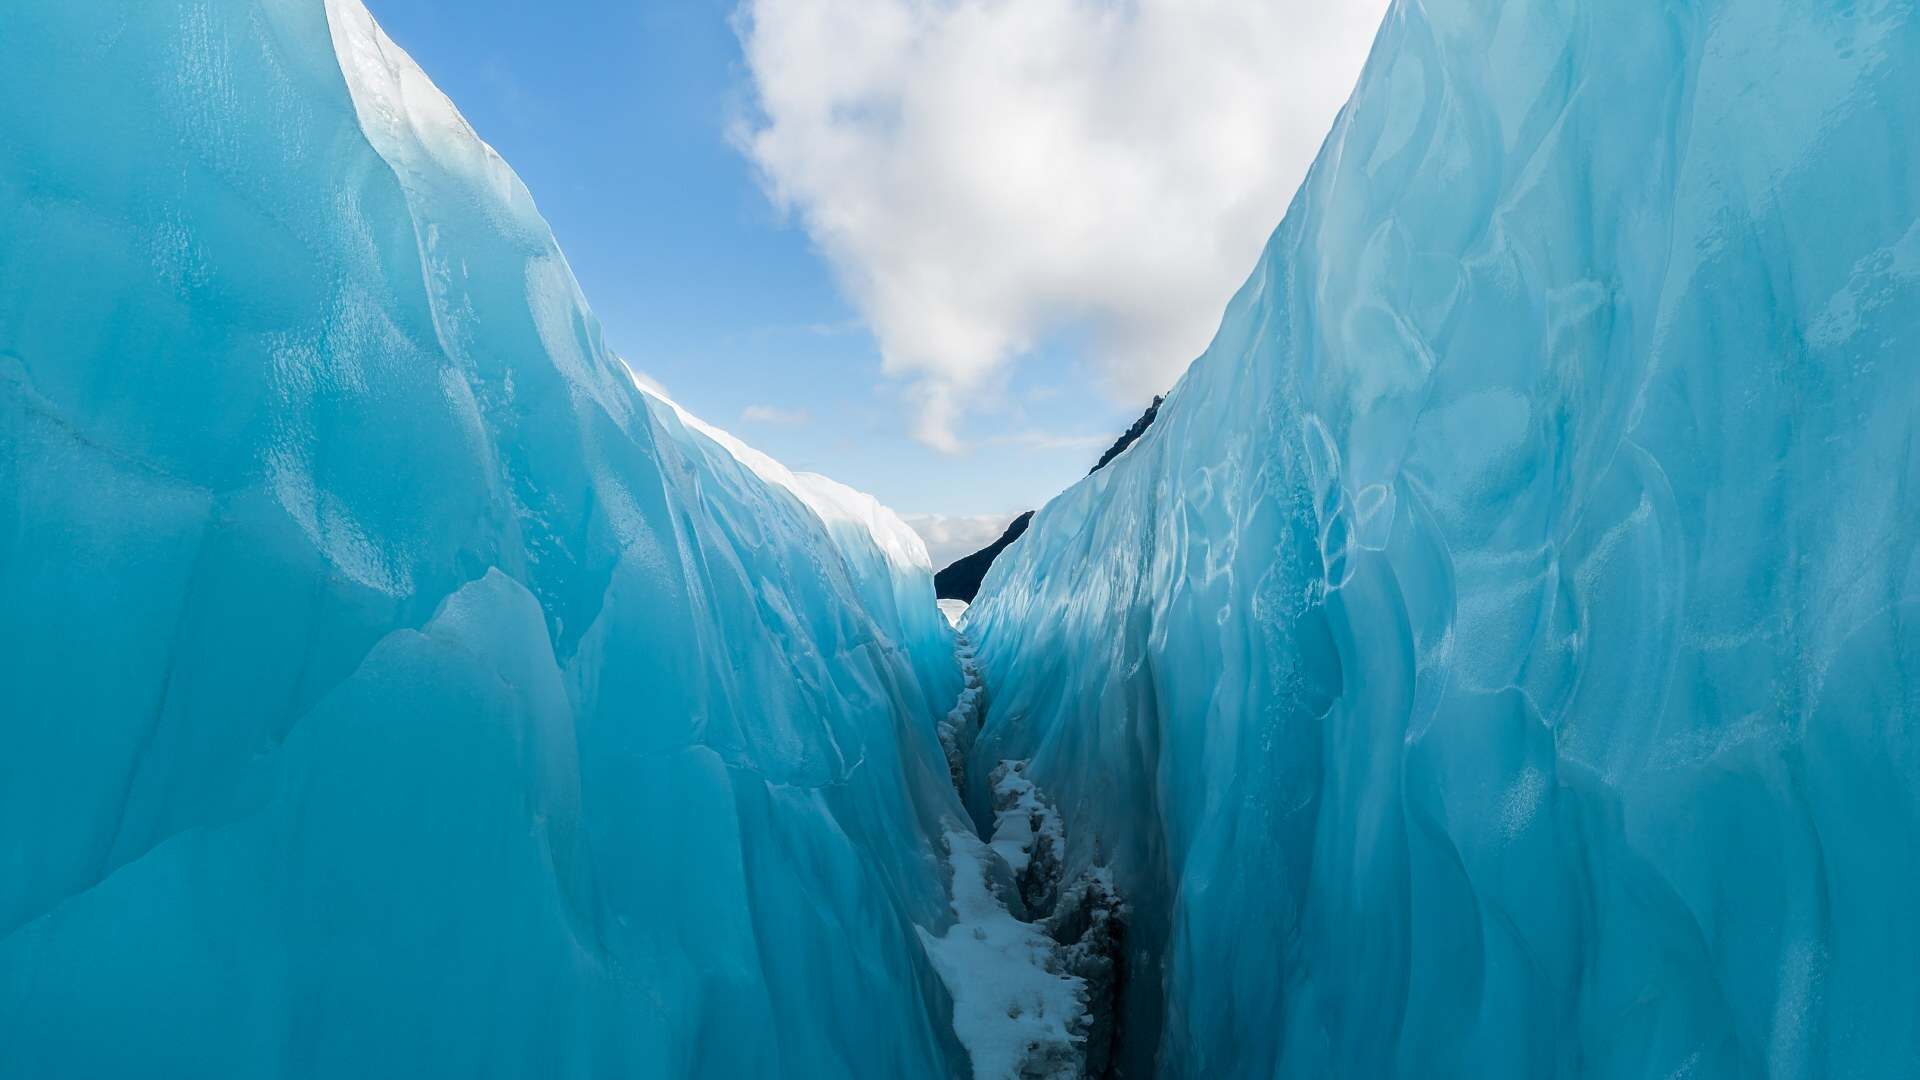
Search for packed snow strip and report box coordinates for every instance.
[924,638,1127,1080]
[966,0,1920,1076]
[0,1,969,1076]
[988,761,1066,909]
[918,828,1088,1080]
[924,634,1085,1080]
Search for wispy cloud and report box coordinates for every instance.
[719,317,866,346]
[734,0,1386,448]
[741,403,812,425]
[900,512,1024,569]
[800,318,863,337]
[983,431,1110,453]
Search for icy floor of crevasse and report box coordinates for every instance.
[918,826,1087,1080]
[919,631,1089,1080]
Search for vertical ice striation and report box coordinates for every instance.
[0,1,972,1075]
[7,0,1920,1075]
[967,0,1920,1076]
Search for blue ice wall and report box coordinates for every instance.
[966,1,1920,1075]
[0,1,966,1075]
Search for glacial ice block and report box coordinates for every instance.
[0,1,967,1075]
[966,1,1920,1076]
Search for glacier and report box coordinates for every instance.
[0,0,984,1075]
[965,0,1920,1076]
[4,0,1920,1076]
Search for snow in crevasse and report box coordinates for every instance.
[919,633,1090,1080]
[918,827,1087,1080]
[3,0,1919,1077]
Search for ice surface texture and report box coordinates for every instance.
[967,0,1920,1076]
[0,1,968,1075]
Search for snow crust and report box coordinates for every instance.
[921,632,1095,1080]
[966,1,1920,1076]
[987,760,1064,886]
[0,2,968,1075]
[918,829,1087,1080]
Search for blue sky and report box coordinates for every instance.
[359,0,1382,563]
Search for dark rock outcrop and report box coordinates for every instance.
[1087,395,1162,475]
[934,511,1033,602]
[934,396,1163,601]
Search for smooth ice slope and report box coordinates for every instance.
[0,1,969,1075]
[967,0,1920,1076]
[636,379,961,725]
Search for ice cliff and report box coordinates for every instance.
[5,0,1920,1076]
[966,0,1920,1076]
[0,1,980,1075]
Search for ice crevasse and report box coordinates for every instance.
[0,0,981,1075]
[965,0,1920,1076]
[3,0,1920,1078]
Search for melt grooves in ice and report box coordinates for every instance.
[966,0,1920,1076]
[0,1,970,1075]
[4,0,1918,1076]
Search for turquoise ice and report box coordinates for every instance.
[966,0,1920,1075]
[5,0,1920,1077]
[1,1,972,1075]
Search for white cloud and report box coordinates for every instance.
[741,403,813,424]
[734,0,1386,449]
[984,430,1110,453]
[902,512,1024,569]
